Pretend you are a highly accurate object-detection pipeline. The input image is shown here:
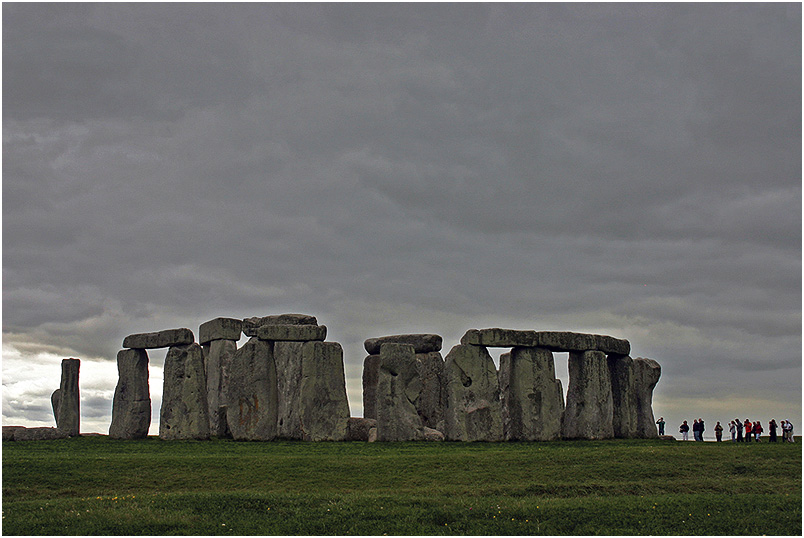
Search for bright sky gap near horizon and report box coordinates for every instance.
[3,4,801,437]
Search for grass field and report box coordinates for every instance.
[2,436,800,535]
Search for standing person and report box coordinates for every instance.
[729,421,737,442]
[715,421,723,442]
[769,419,778,442]
[680,420,690,441]
[736,419,743,442]
[753,421,763,442]
[785,420,794,442]
[656,417,666,436]
[699,418,705,442]
[744,419,752,443]
[692,419,700,441]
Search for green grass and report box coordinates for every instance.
[3,437,801,535]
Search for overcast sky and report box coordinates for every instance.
[3,3,801,437]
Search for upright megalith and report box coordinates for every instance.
[561,350,614,439]
[52,358,80,436]
[226,337,278,441]
[608,355,638,438]
[297,341,351,441]
[443,344,503,442]
[633,358,661,438]
[500,347,564,441]
[109,349,151,439]
[376,344,426,441]
[199,317,242,438]
[160,343,210,440]
[415,351,446,431]
[273,341,306,439]
[362,354,381,420]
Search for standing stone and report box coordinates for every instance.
[204,339,237,437]
[376,344,426,441]
[226,337,278,441]
[608,355,638,438]
[298,341,351,441]
[274,341,305,439]
[415,351,445,431]
[53,358,80,436]
[561,350,614,439]
[500,347,564,441]
[633,358,661,438]
[109,349,151,439]
[443,344,503,442]
[159,344,210,440]
[362,354,381,420]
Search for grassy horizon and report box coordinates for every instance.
[3,436,801,535]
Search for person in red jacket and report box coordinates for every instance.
[753,421,763,441]
[744,419,753,443]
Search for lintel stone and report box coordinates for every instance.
[257,324,327,342]
[123,328,194,349]
[243,314,318,336]
[199,318,243,344]
[460,328,629,355]
[364,334,442,355]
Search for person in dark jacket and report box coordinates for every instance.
[769,419,778,442]
[698,418,705,441]
[735,419,743,442]
[714,421,723,442]
[679,420,690,441]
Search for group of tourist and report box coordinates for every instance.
[655,417,795,442]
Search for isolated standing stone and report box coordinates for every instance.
[204,339,237,437]
[109,349,151,439]
[298,341,351,441]
[500,347,564,441]
[53,358,80,436]
[362,354,381,420]
[123,328,194,349]
[608,355,638,438]
[633,358,661,438]
[443,344,503,442]
[561,350,614,439]
[160,343,210,440]
[226,337,278,441]
[376,344,426,441]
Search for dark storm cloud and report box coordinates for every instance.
[3,4,800,432]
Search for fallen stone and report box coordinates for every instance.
[443,344,503,442]
[361,354,381,420]
[376,343,425,441]
[204,339,237,437]
[257,324,327,342]
[54,358,80,436]
[500,347,564,441]
[123,328,194,349]
[298,341,351,441]
[364,334,443,355]
[633,357,661,438]
[226,337,278,441]
[561,350,614,439]
[659,434,676,441]
[608,355,638,438]
[2,426,25,441]
[159,343,210,440]
[346,417,377,442]
[199,318,243,345]
[368,427,378,443]
[242,314,318,336]
[460,329,630,355]
[109,349,151,440]
[423,427,445,441]
[13,427,70,441]
[415,351,446,431]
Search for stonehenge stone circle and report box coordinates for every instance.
[160,343,210,440]
[561,350,614,439]
[123,328,194,349]
[500,347,564,441]
[226,337,278,441]
[444,344,503,442]
[52,358,80,436]
[376,343,426,441]
[109,349,151,439]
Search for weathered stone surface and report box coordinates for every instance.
[376,344,425,441]
[633,357,661,438]
[500,347,564,441]
[364,334,443,355]
[298,341,351,441]
[361,354,381,420]
[123,328,194,349]
[51,389,61,424]
[460,329,630,355]
[423,427,445,441]
[368,427,378,443]
[160,344,210,440]
[561,350,614,439]
[443,344,503,442]
[242,314,318,336]
[2,426,25,441]
[54,358,80,436]
[204,339,237,437]
[199,318,243,345]
[659,434,676,442]
[13,427,70,441]
[257,324,327,342]
[274,341,305,439]
[415,351,445,431]
[226,337,278,441]
[608,355,638,438]
[346,417,377,441]
[109,349,151,439]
